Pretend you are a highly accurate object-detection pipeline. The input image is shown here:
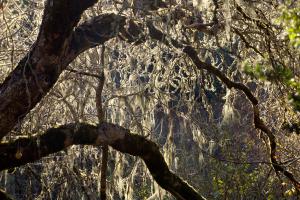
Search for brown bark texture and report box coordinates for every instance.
[2,0,298,198]
[0,123,206,200]
[0,0,125,140]
[0,0,205,199]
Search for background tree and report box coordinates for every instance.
[0,0,299,199]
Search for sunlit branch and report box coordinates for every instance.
[145,21,300,191]
[0,8,125,140]
[66,68,101,79]
[232,27,264,57]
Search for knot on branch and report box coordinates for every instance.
[95,123,126,145]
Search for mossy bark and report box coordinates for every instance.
[0,4,125,140]
[0,123,206,200]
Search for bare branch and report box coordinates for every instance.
[145,22,300,191]
[0,10,125,140]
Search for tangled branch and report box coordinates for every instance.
[144,21,300,190]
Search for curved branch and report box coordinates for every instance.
[0,123,206,200]
[145,22,300,190]
[0,9,125,140]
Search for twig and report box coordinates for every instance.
[66,68,101,79]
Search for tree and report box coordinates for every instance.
[0,0,299,199]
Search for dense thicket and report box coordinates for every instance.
[0,0,299,199]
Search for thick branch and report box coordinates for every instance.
[65,14,125,66]
[0,123,206,200]
[0,10,125,140]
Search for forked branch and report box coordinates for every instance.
[145,22,300,190]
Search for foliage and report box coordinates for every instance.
[281,2,300,47]
[243,62,300,111]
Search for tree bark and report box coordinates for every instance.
[0,0,125,140]
[0,1,207,199]
[0,123,206,200]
